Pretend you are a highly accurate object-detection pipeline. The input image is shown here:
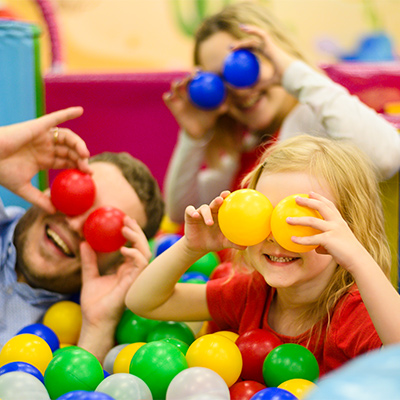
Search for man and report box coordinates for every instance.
[0,107,164,362]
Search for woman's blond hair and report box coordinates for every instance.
[243,134,391,338]
[193,1,308,167]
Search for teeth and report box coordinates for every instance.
[240,95,259,108]
[269,255,294,263]
[46,227,73,257]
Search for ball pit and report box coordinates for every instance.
[230,380,267,400]
[17,322,60,352]
[113,342,145,374]
[278,378,317,399]
[146,320,195,346]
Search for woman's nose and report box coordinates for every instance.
[65,211,91,238]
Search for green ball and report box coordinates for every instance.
[262,343,319,387]
[115,309,160,344]
[146,321,195,346]
[129,340,188,399]
[44,346,104,399]
[161,337,190,355]
[187,252,220,277]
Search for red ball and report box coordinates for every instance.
[51,169,96,216]
[230,380,266,400]
[83,206,126,252]
[236,329,282,383]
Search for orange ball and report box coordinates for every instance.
[43,301,82,345]
[186,333,243,387]
[271,194,322,253]
[218,189,273,246]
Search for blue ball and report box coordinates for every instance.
[223,49,260,88]
[57,392,116,400]
[250,387,298,400]
[0,361,44,383]
[187,72,226,110]
[155,234,182,257]
[180,271,209,283]
[17,323,60,352]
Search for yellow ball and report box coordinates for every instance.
[214,330,239,342]
[271,194,322,252]
[43,301,82,345]
[186,333,243,387]
[0,333,53,375]
[113,342,145,374]
[218,189,273,246]
[278,378,317,399]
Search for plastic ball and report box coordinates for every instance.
[179,271,209,284]
[187,251,220,277]
[236,329,282,383]
[249,387,298,400]
[83,206,126,253]
[214,330,239,343]
[223,49,260,88]
[51,169,96,216]
[115,309,160,344]
[160,214,182,234]
[57,393,115,400]
[0,360,44,383]
[278,378,317,399]
[113,342,145,374]
[218,189,273,246]
[17,323,60,352]
[230,380,266,400]
[0,333,53,375]
[103,344,128,374]
[270,194,323,252]
[161,337,190,355]
[186,333,243,387]
[129,340,188,400]
[43,300,82,345]
[56,391,90,400]
[166,366,230,400]
[96,373,152,400]
[0,371,50,400]
[262,343,319,388]
[187,71,226,110]
[146,321,195,346]
[154,233,182,257]
[44,346,104,399]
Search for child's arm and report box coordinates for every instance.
[125,192,245,322]
[291,192,400,345]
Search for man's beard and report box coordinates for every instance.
[13,206,81,294]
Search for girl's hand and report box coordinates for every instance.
[232,24,298,87]
[163,73,228,139]
[288,192,368,273]
[183,190,247,254]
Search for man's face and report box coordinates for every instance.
[14,162,147,294]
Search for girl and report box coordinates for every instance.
[126,134,400,377]
[163,1,400,224]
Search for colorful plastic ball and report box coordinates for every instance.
[129,340,188,400]
[159,214,182,234]
[83,206,126,253]
[179,271,209,284]
[56,391,90,400]
[57,393,116,400]
[218,189,273,246]
[214,330,240,343]
[44,346,104,399]
[187,71,226,110]
[103,344,128,375]
[249,387,298,400]
[115,309,160,344]
[113,342,145,374]
[223,49,260,88]
[51,169,96,216]
[0,360,44,383]
[186,333,243,387]
[270,194,323,253]
[0,371,50,400]
[96,373,152,400]
[146,321,195,346]
[161,337,190,355]
[17,323,60,352]
[230,380,266,400]
[262,343,319,388]
[236,329,282,383]
[43,300,82,345]
[166,366,230,400]
[154,233,182,257]
[186,251,220,277]
[0,333,53,375]
[278,378,317,399]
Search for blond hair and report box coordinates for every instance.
[193,1,308,167]
[243,134,391,337]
